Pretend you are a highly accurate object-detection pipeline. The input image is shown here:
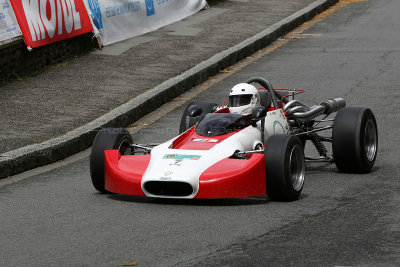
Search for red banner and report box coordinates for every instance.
[10,0,92,48]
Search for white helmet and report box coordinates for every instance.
[229,83,259,115]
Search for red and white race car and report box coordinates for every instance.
[90,77,378,201]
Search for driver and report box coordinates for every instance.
[229,83,260,115]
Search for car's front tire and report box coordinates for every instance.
[90,128,133,193]
[264,135,305,201]
[332,107,378,173]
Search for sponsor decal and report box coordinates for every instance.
[169,159,183,166]
[87,0,102,29]
[156,0,168,5]
[104,1,141,19]
[192,138,218,143]
[273,120,285,135]
[0,0,21,41]
[163,154,201,160]
[159,171,173,180]
[144,0,154,16]
[85,0,206,46]
[10,0,92,48]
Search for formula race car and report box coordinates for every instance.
[90,77,378,201]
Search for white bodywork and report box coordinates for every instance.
[141,110,289,198]
[260,109,290,140]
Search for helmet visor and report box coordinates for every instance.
[229,94,253,107]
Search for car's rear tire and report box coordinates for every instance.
[179,102,218,134]
[90,128,133,193]
[332,107,378,173]
[265,135,305,201]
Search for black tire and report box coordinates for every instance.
[332,107,378,173]
[265,135,305,201]
[179,102,218,134]
[90,128,133,193]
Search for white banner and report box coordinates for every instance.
[0,0,21,42]
[84,0,207,46]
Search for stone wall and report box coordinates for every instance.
[0,33,94,86]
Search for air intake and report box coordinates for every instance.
[144,181,193,197]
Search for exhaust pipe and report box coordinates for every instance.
[320,98,346,114]
[287,98,346,122]
[291,105,325,122]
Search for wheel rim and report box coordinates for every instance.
[289,145,305,191]
[118,138,131,155]
[364,119,377,162]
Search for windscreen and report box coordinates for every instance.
[195,113,252,137]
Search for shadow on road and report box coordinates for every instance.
[306,162,381,174]
[107,194,269,206]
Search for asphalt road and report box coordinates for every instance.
[1,0,400,266]
[0,0,315,154]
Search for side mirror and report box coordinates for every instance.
[187,105,203,117]
[252,106,267,120]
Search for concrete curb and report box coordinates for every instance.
[0,0,338,179]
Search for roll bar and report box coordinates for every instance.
[245,77,279,108]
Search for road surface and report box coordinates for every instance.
[1,0,399,266]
